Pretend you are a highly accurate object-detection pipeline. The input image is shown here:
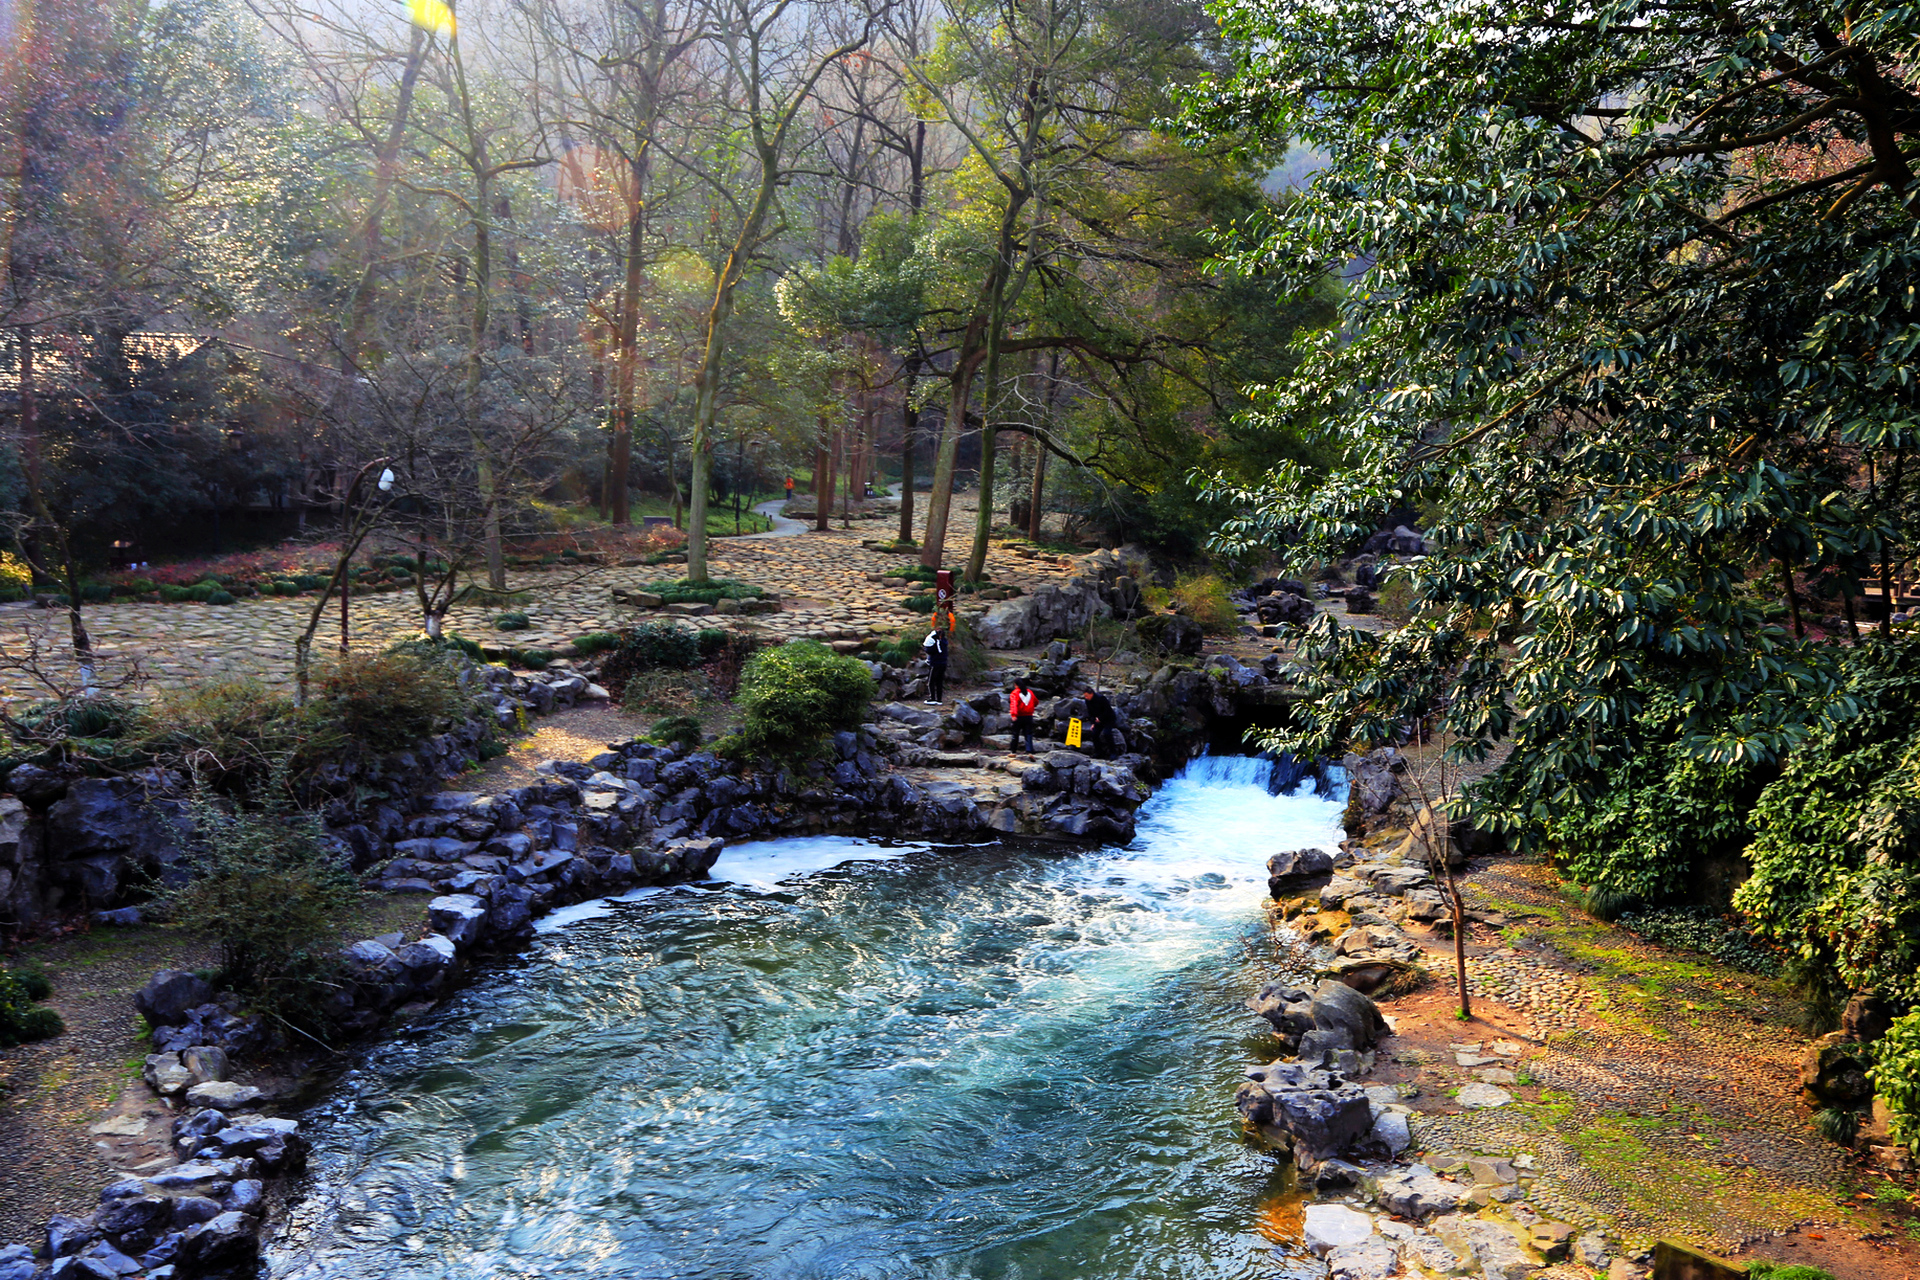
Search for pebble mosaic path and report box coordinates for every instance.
[0,514,1083,701]
[1398,856,1862,1256]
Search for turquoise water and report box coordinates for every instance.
[265,755,1345,1280]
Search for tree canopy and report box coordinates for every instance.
[1188,0,1920,840]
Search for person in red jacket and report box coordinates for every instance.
[1008,676,1038,754]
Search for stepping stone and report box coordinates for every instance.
[1455,1082,1512,1109]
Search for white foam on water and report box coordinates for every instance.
[531,885,667,934]
[706,834,928,889]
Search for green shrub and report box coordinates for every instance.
[163,793,360,1029]
[389,633,484,663]
[143,680,326,798]
[513,648,557,670]
[649,715,704,751]
[1735,636,1920,1002]
[1170,573,1240,635]
[1876,1010,1920,1154]
[1544,688,1767,905]
[80,583,112,603]
[159,584,194,603]
[11,964,50,1002]
[0,551,30,595]
[293,573,330,591]
[1810,1105,1862,1146]
[903,592,935,613]
[17,1005,63,1040]
[11,696,138,747]
[1616,906,1781,974]
[573,631,620,656]
[0,965,63,1048]
[697,627,729,658]
[728,640,875,757]
[494,611,531,631]
[312,651,474,755]
[205,590,236,606]
[598,622,701,698]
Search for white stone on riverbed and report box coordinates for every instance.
[1303,1203,1374,1256]
[1456,1081,1513,1108]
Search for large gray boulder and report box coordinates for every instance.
[1235,1059,1373,1162]
[1267,847,1334,897]
[1374,1170,1466,1218]
[1309,979,1390,1050]
[177,1211,260,1271]
[134,970,215,1027]
[428,894,489,948]
[46,779,189,904]
[1342,748,1403,821]
[1256,592,1314,626]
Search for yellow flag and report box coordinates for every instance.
[410,0,456,36]
[1065,717,1083,748]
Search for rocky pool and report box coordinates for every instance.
[264,754,1345,1280]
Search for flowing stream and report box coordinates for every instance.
[265,755,1345,1280]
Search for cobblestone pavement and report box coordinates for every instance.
[0,511,1081,700]
[1394,856,1866,1256]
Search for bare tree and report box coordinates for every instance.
[679,0,881,584]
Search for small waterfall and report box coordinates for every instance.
[1176,750,1348,801]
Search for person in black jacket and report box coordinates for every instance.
[1080,689,1122,758]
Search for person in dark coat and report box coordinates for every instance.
[1081,689,1122,758]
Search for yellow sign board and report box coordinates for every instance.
[1065,717,1083,748]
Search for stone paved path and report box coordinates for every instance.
[0,511,1082,700]
[1381,854,1876,1260]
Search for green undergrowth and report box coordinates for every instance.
[643,577,764,606]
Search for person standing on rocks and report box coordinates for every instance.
[1081,688,1121,758]
[1009,676,1038,754]
[922,628,950,705]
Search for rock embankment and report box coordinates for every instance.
[1230,746,1639,1280]
[0,661,608,936]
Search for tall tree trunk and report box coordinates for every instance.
[688,213,766,582]
[1029,349,1059,540]
[1028,438,1047,540]
[814,414,832,534]
[339,30,428,370]
[450,32,505,591]
[16,327,90,663]
[608,160,649,527]
[898,390,918,544]
[920,349,976,569]
[838,424,851,528]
